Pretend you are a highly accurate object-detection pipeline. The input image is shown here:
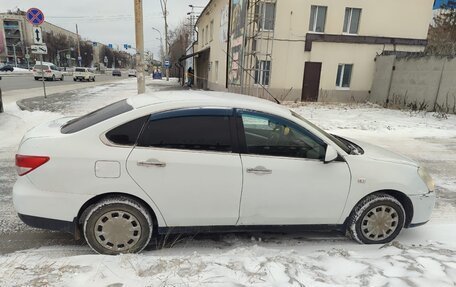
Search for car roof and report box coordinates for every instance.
[127,90,291,116]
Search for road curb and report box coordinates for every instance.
[16,99,33,112]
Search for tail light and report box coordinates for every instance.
[15,155,50,176]
[45,70,51,73]
[33,69,36,72]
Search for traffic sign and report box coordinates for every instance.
[124,44,128,49]
[32,27,43,44]
[25,54,30,59]
[108,44,113,49]
[78,56,82,61]
[31,44,47,55]
[164,60,171,68]
[92,42,98,47]
[66,54,71,60]
[26,8,45,26]
[104,56,108,63]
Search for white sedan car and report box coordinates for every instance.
[13,91,435,254]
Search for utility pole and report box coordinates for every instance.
[134,0,146,94]
[76,24,81,66]
[160,0,169,81]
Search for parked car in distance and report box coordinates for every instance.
[13,91,435,255]
[33,63,64,81]
[128,69,137,77]
[112,69,122,77]
[73,67,95,82]
[0,64,14,72]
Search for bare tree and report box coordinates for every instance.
[427,7,456,55]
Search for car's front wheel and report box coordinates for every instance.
[347,193,405,244]
[83,197,153,255]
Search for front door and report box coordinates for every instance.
[301,62,322,102]
[237,110,351,225]
[126,109,243,227]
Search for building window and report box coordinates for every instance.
[343,8,361,34]
[309,5,327,33]
[206,25,209,44]
[255,60,271,86]
[336,64,353,88]
[258,2,275,31]
[210,20,214,42]
[202,28,205,45]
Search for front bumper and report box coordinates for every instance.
[407,192,436,227]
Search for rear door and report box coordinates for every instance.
[301,62,322,102]
[126,108,243,227]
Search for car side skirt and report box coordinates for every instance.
[158,224,345,235]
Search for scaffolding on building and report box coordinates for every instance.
[241,0,276,100]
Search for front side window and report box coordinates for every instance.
[240,112,326,160]
[336,64,353,88]
[309,5,327,33]
[343,8,361,34]
[254,60,271,86]
[138,115,232,152]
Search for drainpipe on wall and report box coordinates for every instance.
[385,55,397,108]
[433,60,446,111]
[225,0,232,90]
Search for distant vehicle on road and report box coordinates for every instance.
[73,67,95,82]
[112,70,122,77]
[128,69,136,77]
[13,91,435,255]
[33,63,64,81]
[0,64,14,72]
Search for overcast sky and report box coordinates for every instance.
[0,0,209,60]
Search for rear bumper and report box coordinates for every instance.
[408,192,436,226]
[18,213,77,235]
[13,177,91,226]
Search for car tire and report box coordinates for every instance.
[52,75,56,81]
[347,193,405,244]
[92,77,95,82]
[83,197,153,255]
[61,75,64,81]
[34,77,40,81]
[73,78,77,82]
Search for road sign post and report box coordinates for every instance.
[27,7,47,99]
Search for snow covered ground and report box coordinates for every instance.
[0,79,455,286]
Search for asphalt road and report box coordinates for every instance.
[0,73,127,92]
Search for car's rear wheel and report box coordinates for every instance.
[83,197,153,255]
[347,193,405,244]
[52,75,56,81]
[61,75,64,81]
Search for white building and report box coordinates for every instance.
[193,0,434,102]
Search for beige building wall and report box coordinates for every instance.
[194,0,229,91]
[269,0,433,102]
[194,0,433,102]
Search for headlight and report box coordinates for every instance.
[418,167,435,192]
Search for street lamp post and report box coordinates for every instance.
[12,42,22,67]
[152,27,164,66]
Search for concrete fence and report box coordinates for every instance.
[370,55,456,114]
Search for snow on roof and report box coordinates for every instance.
[128,90,289,115]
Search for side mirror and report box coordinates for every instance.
[324,145,338,164]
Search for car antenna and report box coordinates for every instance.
[222,49,281,105]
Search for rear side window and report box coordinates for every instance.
[61,99,133,134]
[138,116,232,152]
[106,116,149,146]
[75,68,86,72]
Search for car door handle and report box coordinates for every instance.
[246,166,272,175]
[137,159,166,167]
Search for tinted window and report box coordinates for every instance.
[138,116,232,152]
[75,68,86,72]
[106,116,149,145]
[61,99,133,134]
[241,112,326,160]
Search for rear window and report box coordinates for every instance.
[34,65,48,70]
[61,99,133,134]
[106,116,149,145]
[75,68,86,72]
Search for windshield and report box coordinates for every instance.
[33,65,48,70]
[291,110,352,154]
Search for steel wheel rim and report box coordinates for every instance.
[94,210,142,252]
[361,205,399,241]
